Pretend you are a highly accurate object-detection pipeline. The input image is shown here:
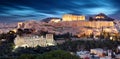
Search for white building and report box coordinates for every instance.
[91,48,104,57]
[14,34,56,48]
[76,51,90,58]
[49,19,61,23]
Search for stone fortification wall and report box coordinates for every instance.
[52,21,114,28]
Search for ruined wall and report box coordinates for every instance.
[52,21,114,28]
[62,14,85,21]
[17,22,25,28]
[14,34,55,47]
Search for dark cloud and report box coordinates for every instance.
[0,0,120,22]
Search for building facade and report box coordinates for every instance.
[14,34,56,48]
[89,13,114,21]
[49,19,61,23]
[62,14,85,21]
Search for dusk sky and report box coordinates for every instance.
[0,0,120,22]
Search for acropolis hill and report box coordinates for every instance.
[49,13,114,28]
[0,13,118,37]
[16,13,118,37]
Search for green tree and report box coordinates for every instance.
[17,50,80,59]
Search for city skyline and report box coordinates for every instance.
[0,0,120,22]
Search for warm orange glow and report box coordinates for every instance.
[62,14,85,21]
[11,29,17,33]
[95,16,105,19]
